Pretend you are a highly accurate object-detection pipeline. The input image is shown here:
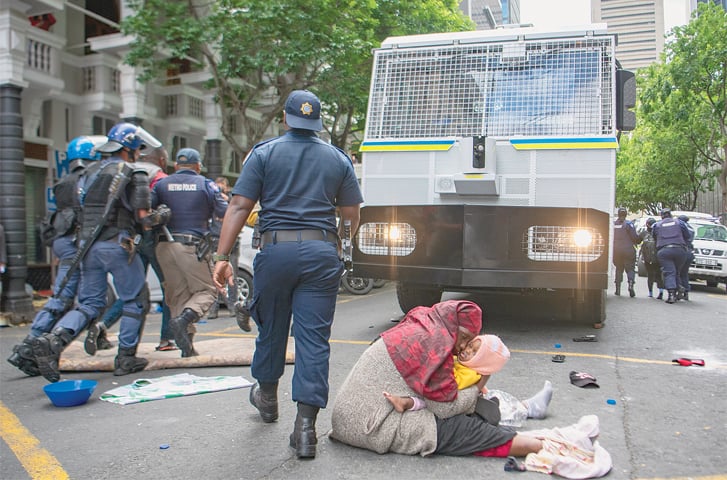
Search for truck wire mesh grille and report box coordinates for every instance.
[366,37,614,139]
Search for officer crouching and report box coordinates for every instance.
[152,148,228,357]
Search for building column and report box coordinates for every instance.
[0,84,34,323]
[205,139,222,179]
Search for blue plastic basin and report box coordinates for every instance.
[43,379,98,407]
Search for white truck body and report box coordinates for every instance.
[354,24,634,323]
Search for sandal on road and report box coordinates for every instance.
[672,358,705,367]
[155,342,178,352]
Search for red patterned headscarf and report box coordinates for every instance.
[380,300,482,402]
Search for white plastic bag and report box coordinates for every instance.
[485,389,528,427]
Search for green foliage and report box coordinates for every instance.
[616,2,727,216]
[122,0,473,153]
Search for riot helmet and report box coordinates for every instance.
[66,135,103,172]
[678,214,689,223]
[660,208,672,219]
[97,122,162,154]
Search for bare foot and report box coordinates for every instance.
[383,391,413,413]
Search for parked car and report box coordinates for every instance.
[636,212,727,291]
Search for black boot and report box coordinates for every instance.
[7,335,41,377]
[84,322,105,356]
[235,302,252,332]
[628,281,636,298]
[32,327,73,383]
[676,287,685,301]
[657,290,664,300]
[614,283,621,296]
[249,382,278,423]
[97,326,113,350]
[290,403,318,459]
[207,301,219,320]
[170,308,200,357]
[666,290,677,304]
[682,291,689,301]
[113,346,149,376]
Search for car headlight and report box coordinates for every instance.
[358,222,416,256]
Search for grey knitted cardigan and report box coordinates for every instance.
[330,339,479,456]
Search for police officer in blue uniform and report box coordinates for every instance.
[7,136,100,376]
[212,90,364,459]
[152,148,228,357]
[31,123,167,382]
[612,207,640,297]
[652,208,691,304]
[676,214,695,301]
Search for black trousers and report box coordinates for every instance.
[434,414,516,456]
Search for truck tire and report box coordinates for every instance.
[396,283,442,314]
[570,289,605,326]
[705,279,718,288]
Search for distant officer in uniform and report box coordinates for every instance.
[7,136,100,376]
[676,214,695,301]
[152,148,228,357]
[612,207,640,297]
[652,208,691,304]
[212,90,363,459]
[31,123,167,382]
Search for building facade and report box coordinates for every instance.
[459,0,521,29]
[0,0,278,320]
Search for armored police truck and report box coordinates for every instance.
[353,24,635,325]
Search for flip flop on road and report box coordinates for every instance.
[573,335,597,342]
[672,358,705,367]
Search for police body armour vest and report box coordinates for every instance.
[80,161,134,241]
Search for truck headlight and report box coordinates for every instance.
[524,226,603,262]
[358,222,416,256]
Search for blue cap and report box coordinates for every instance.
[176,148,202,166]
[284,90,322,131]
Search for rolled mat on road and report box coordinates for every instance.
[59,336,295,372]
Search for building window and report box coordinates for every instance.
[166,95,179,117]
[111,68,120,93]
[82,66,95,92]
[92,116,115,136]
[189,96,204,119]
[172,136,188,158]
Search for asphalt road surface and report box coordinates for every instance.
[1,281,726,480]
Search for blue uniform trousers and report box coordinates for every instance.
[31,235,80,337]
[678,250,694,292]
[613,248,636,284]
[56,236,147,348]
[657,246,688,291]
[249,239,343,409]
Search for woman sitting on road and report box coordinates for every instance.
[330,300,542,457]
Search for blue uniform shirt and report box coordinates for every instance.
[152,169,228,237]
[653,218,690,249]
[231,130,363,234]
[613,218,639,254]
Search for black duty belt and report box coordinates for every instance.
[261,230,337,246]
[659,244,686,250]
[158,233,202,245]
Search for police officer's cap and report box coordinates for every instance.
[678,214,689,222]
[617,207,627,217]
[176,148,202,167]
[660,208,672,218]
[284,90,323,131]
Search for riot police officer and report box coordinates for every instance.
[212,90,363,459]
[152,148,228,357]
[612,207,640,297]
[652,208,691,304]
[7,136,100,376]
[31,123,168,382]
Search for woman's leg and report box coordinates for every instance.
[508,434,543,456]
